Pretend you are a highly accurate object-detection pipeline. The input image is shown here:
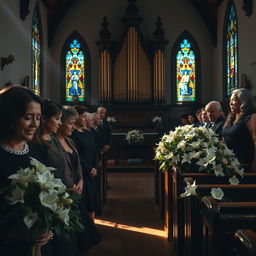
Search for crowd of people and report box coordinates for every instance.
[1,84,256,255]
[178,88,256,172]
[0,85,111,256]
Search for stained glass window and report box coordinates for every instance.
[176,39,196,103]
[65,39,85,102]
[225,3,238,97]
[31,5,41,95]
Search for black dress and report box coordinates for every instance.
[222,114,254,170]
[0,142,52,256]
[71,129,99,212]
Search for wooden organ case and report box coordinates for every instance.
[95,0,169,166]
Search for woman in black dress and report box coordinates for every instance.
[52,107,101,252]
[33,99,80,256]
[71,111,99,223]
[222,88,256,172]
[0,86,53,255]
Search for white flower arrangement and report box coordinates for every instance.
[155,125,245,201]
[126,129,144,144]
[1,157,83,240]
[107,116,116,124]
[152,116,162,124]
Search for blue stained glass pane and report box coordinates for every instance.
[176,38,196,103]
[226,4,238,96]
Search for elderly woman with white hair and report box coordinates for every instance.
[222,88,256,172]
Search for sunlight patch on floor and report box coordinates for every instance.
[95,219,167,238]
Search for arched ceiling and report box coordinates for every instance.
[42,0,252,47]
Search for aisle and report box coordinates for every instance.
[82,172,173,256]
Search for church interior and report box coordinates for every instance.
[1,0,256,255]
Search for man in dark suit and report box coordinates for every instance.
[97,107,111,153]
[205,101,226,136]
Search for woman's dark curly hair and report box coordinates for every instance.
[0,86,43,141]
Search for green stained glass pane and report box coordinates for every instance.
[176,39,196,103]
[65,39,85,102]
[32,7,41,96]
[226,4,238,96]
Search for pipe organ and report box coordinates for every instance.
[113,27,152,103]
[96,1,168,104]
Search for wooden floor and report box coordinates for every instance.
[82,171,173,256]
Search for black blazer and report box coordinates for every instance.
[210,116,226,136]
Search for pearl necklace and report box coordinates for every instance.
[0,142,29,155]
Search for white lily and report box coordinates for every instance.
[30,157,56,173]
[211,188,224,200]
[229,175,240,185]
[23,210,38,229]
[180,180,198,197]
[56,207,70,226]
[181,153,192,164]
[213,164,225,176]
[39,190,58,212]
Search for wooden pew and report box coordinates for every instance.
[201,196,256,256]
[170,170,256,245]
[231,229,256,256]
[96,151,108,216]
[181,184,256,256]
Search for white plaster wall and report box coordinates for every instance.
[214,0,256,100]
[50,0,214,104]
[0,0,50,97]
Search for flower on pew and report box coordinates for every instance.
[154,125,244,182]
[0,157,84,241]
[210,188,224,201]
[152,116,162,124]
[107,116,116,130]
[228,175,240,185]
[180,180,198,198]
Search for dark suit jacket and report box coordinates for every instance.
[99,119,111,146]
[210,116,226,136]
[51,136,83,189]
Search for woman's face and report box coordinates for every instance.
[15,101,41,141]
[59,116,77,137]
[85,116,94,129]
[76,112,87,128]
[230,91,242,114]
[44,112,62,134]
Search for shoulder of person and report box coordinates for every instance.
[250,113,256,120]
[66,137,75,146]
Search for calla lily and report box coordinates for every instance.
[39,190,58,212]
[23,210,38,229]
[56,207,70,226]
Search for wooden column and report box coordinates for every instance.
[96,17,114,103]
[150,16,169,104]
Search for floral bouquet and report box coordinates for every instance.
[155,125,244,200]
[0,157,83,254]
[152,116,164,134]
[106,116,116,130]
[126,129,144,145]
[152,116,162,125]
[155,125,243,175]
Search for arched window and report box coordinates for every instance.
[61,32,90,104]
[172,31,201,104]
[224,1,238,97]
[31,3,42,96]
